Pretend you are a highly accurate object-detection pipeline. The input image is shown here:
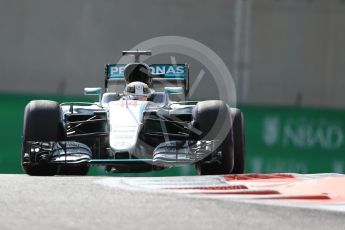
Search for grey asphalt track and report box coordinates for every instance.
[0,174,344,230]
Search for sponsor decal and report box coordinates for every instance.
[111,127,136,140]
[109,64,186,79]
[109,65,126,78]
[113,100,139,107]
[283,118,343,149]
[263,116,280,146]
[262,116,344,150]
[149,65,185,77]
[135,83,144,95]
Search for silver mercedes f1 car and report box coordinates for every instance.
[21,51,245,176]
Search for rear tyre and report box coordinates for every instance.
[22,100,63,176]
[193,100,234,175]
[231,109,245,174]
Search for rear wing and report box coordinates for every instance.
[104,64,190,96]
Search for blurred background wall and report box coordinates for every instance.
[1,0,344,108]
[1,0,345,175]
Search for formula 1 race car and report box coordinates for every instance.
[21,50,245,176]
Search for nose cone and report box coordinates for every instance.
[110,126,139,153]
[108,100,148,153]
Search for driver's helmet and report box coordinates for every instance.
[124,81,153,101]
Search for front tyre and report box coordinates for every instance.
[193,100,234,175]
[22,100,63,176]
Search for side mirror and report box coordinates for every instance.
[164,87,184,94]
[84,87,103,105]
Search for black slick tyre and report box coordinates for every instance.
[22,100,63,176]
[193,100,234,175]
